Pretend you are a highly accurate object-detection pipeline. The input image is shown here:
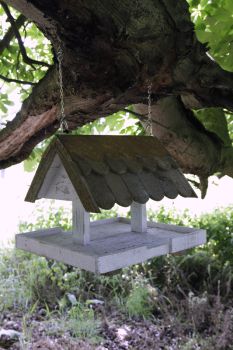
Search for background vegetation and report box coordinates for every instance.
[0,206,232,349]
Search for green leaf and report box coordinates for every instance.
[194,108,232,146]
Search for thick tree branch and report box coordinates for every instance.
[0,0,233,182]
[0,106,57,161]
[0,1,50,68]
[134,97,223,178]
[0,73,36,85]
[0,13,26,54]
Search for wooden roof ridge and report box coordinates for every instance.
[25,135,197,212]
[25,137,57,203]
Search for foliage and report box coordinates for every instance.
[23,138,53,172]
[0,5,52,117]
[195,206,233,264]
[188,0,233,144]
[194,108,232,146]
[125,284,153,318]
[19,202,71,233]
[188,0,233,72]
[43,303,101,343]
[75,108,144,137]
[65,304,101,341]
[1,205,233,347]
[0,248,31,311]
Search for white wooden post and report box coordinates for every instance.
[131,202,147,233]
[72,196,90,245]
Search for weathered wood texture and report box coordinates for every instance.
[131,202,147,233]
[72,196,90,245]
[38,154,74,200]
[16,218,206,274]
[25,135,197,212]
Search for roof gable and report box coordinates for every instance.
[25,135,197,212]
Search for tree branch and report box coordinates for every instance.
[1,0,233,183]
[0,73,36,85]
[134,97,223,178]
[0,13,26,54]
[0,1,51,68]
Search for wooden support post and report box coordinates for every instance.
[131,202,147,233]
[72,196,90,245]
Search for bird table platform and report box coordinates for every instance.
[16,135,206,274]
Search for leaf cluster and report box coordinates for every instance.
[0,4,52,118]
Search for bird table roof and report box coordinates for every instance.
[25,135,197,213]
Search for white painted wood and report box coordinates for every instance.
[72,196,90,245]
[170,229,206,253]
[38,154,75,201]
[131,202,147,233]
[16,231,97,273]
[17,227,63,237]
[91,217,119,226]
[148,220,194,233]
[97,244,168,273]
[119,217,194,233]
[16,220,206,274]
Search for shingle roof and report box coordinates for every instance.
[25,135,197,212]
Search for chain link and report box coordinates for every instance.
[146,81,153,136]
[57,46,69,133]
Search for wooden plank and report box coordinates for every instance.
[137,156,157,172]
[131,202,147,233]
[162,178,178,199]
[85,173,116,210]
[97,243,169,273]
[74,156,92,176]
[105,172,132,207]
[25,139,57,202]
[90,221,130,240]
[170,229,206,253]
[85,158,109,175]
[119,217,195,233]
[16,220,206,274]
[91,217,119,226]
[125,157,142,173]
[156,157,172,170]
[157,168,197,198]
[16,232,97,273]
[17,227,63,238]
[38,155,75,201]
[72,196,90,245]
[105,157,127,174]
[139,171,164,201]
[121,173,149,203]
[56,139,100,213]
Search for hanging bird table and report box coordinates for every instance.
[16,47,206,273]
[16,134,206,273]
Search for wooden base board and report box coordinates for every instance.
[16,218,206,274]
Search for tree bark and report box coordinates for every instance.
[1,0,233,186]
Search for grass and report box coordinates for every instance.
[0,205,233,348]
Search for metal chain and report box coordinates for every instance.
[146,81,153,136]
[57,46,69,133]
